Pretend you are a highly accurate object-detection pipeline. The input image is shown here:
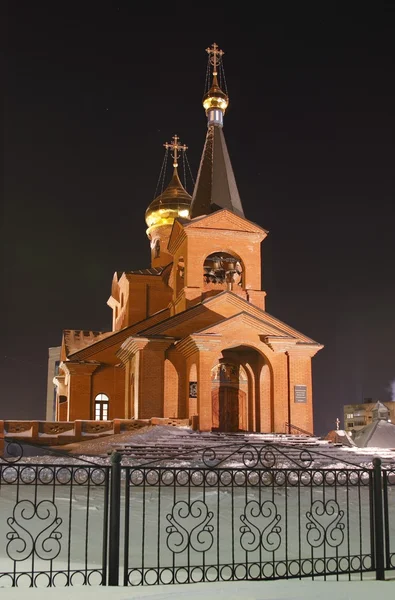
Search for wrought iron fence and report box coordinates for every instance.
[0,439,394,587]
[383,466,395,573]
[0,441,109,587]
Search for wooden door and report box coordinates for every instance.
[212,387,247,432]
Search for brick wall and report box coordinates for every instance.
[0,418,158,448]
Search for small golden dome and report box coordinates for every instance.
[145,168,192,234]
[202,77,229,114]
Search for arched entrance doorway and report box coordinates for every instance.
[211,363,248,432]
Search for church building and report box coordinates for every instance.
[53,43,323,433]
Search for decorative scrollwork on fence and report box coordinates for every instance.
[191,443,315,470]
[129,439,373,470]
[306,499,345,548]
[166,500,214,554]
[240,500,281,552]
[6,499,62,561]
[1,440,24,464]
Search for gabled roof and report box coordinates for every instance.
[168,209,267,255]
[189,311,298,339]
[167,219,187,254]
[142,310,294,340]
[184,208,267,235]
[190,125,244,219]
[68,291,320,361]
[67,306,171,360]
[139,291,318,344]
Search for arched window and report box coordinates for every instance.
[94,393,109,420]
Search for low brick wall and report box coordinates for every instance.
[0,417,191,449]
[150,417,191,427]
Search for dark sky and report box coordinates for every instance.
[2,2,395,435]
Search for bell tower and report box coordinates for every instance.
[168,43,268,314]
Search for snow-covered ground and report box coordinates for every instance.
[0,430,394,589]
[1,579,395,599]
[0,463,393,587]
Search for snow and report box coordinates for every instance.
[0,579,394,599]
[0,430,394,593]
[4,426,395,469]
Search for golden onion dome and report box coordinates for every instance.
[202,76,229,114]
[145,168,192,234]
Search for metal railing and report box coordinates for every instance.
[284,422,315,436]
[0,439,394,587]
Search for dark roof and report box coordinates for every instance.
[354,419,395,448]
[117,263,173,278]
[125,267,165,276]
[190,125,244,219]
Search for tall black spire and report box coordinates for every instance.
[190,43,245,219]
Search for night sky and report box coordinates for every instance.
[3,3,395,435]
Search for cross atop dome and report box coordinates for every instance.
[206,42,224,77]
[164,135,188,168]
[145,136,192,264]
[203,42,229,127]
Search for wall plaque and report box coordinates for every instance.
[189,382,198,398]
[294,385,307,403]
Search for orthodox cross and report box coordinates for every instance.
[336,417,340,431]
[164,134,188,168]
[206,42,224,77]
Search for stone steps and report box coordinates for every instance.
[109,427,395,468]
[111,429,341,466]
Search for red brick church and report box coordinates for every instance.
[53,43,323,433]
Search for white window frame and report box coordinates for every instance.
[94,393,109,421]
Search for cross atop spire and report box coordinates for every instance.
[191,42,244,219]
[164,135,188,168]
[206,42,224,77]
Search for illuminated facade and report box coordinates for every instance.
[53,44,323,433]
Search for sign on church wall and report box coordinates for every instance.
[189,382,198,398]
[294,385,307,403]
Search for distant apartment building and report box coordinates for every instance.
[344,398,395,433]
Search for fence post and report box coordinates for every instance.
[108,451,121,585]
[372,457,385,580]
[382,471,391,570]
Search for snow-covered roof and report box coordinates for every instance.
[354,419,395,448]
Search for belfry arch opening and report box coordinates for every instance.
[203,252,243,292]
